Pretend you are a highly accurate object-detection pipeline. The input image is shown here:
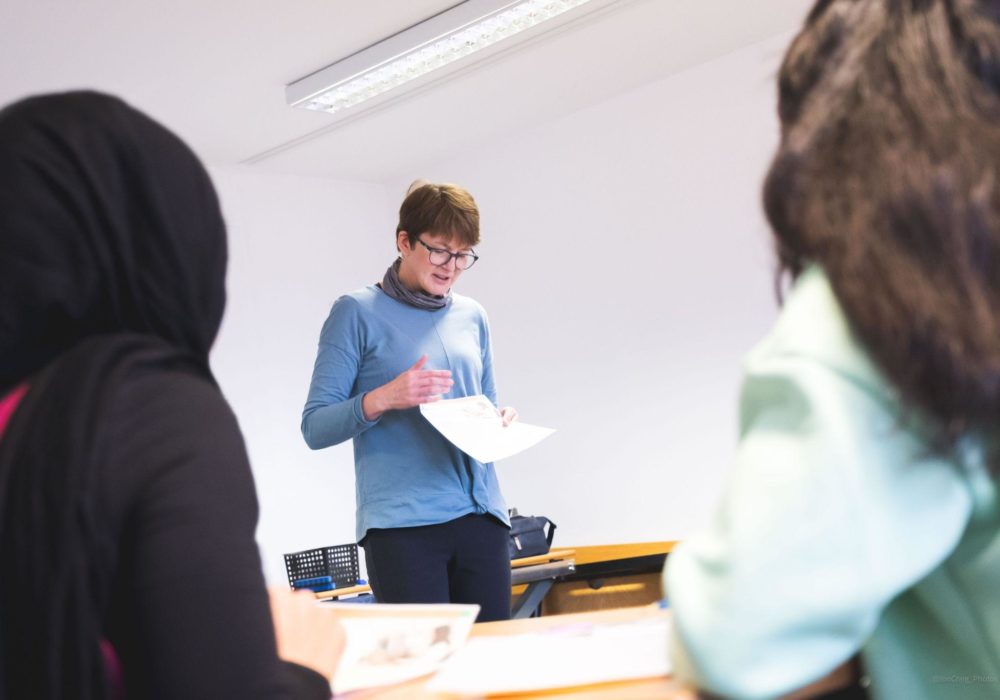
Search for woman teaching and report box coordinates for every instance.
[302,182,516,621]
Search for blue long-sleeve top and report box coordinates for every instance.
[302,285,509,542]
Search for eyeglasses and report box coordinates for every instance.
[416,238,479,270]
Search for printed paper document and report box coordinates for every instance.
[428,613,671,695]
[419,395,555,463]
[326,603,479,695]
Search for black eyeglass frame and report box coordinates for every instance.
[416,237,480,270]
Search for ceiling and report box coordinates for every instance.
[0,0,813,182]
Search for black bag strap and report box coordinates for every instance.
[541,517,556,547]
[508,509,557,547]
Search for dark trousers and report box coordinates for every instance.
[361,513,511,622]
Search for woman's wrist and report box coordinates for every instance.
[362,389,386,421]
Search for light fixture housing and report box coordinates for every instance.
[286,0,620,117]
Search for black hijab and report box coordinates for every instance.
[0,91,226,389]
[0,92,228,699]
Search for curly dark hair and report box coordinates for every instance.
[764,0,1000,447]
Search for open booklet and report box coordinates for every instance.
[419,395,555,463]
[325,602,479,695]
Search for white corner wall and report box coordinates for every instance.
[208,167,392,584]
[210,33,789,585]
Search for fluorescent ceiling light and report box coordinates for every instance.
[286,0,611,116]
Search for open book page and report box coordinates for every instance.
[326,603,479,695]
[428,611,671,695]
[419,395,555,463]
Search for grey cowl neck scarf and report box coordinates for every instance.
[380,258,452,311]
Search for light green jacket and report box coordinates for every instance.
[665,267,1000,699]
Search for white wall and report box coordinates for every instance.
[210,33,789,584]
[208,167,391,584]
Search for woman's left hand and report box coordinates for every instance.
[499,406,518,427]
[268,585,345,681]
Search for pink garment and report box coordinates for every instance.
[101,639,126,700]
[0,383,28,440]
[0,382,126,698]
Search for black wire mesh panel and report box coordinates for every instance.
[284,544,359,590]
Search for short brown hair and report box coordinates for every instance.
[397,182,479,250]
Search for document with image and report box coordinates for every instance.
[419,395,555,463]
[327,603,479,695]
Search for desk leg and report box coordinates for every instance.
[511,579,554,619]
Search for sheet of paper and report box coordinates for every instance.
[419,395,555,463]
[428,614,671,695]
[326,603,479,695]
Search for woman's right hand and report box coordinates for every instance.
[268,586,345,682]
[362,355,453,420]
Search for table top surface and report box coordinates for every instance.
[563,542,676,567]
[509,549,575,568]
[342,605,692,700]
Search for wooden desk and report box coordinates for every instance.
[510,549,576,569]
[344,606,692,699]
[509,549,575,618]
[567,542,676,567]
[315,550,579,608]
[314,543,675,615]
[316,583,372,601]
[540,542,676,615]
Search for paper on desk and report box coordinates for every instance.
[326,603,479,695]
[427,614,671,695]
[419,395,555,463]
